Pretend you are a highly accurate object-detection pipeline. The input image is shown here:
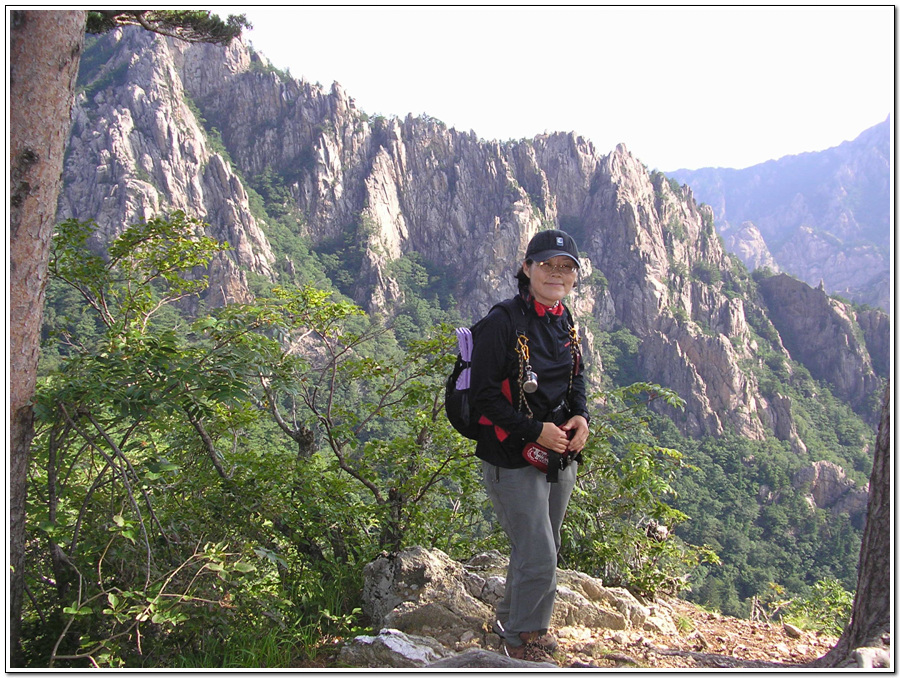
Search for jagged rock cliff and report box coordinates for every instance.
[758,273,885,418]
[793,460,869,522]
[57,27,887,446]
[57,28,275,307]
[668,119,891,311]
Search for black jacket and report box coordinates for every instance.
[470,295,589,468]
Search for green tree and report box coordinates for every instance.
[27,214,489,666]
[9,11,247,662]
[85,10,248,43]
[782,578,854,636]
[29,214,253,665]
[199,288,480,554]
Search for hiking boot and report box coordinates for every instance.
[519,629,558,653]
[493,621,559,653]
[503,639,556,664]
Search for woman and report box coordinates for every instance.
[469,229,590,662]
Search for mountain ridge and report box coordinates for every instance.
[666,118,891,311]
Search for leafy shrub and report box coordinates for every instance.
[596,327,642,388]
[782,578,853,636]
[691,260,722,286]
[28,214,488,667]
[563,383,720,599]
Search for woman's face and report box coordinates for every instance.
[523,255,578,306]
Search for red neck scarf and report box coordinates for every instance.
[520,290,565,317]
[532,298,564,317]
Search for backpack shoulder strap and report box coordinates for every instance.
[473,297,530,380]
[472,297,526,333]
[491,297,529,336]
[565,304,574,325]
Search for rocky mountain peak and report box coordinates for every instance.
[59,27,275,306]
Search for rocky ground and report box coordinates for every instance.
[305,596,837,669]
[551,597,836,669]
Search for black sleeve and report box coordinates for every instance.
[469,306,544,443]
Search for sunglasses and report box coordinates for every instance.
[535,261,578,275]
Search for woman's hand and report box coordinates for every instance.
[561,415,589,453]
[537,422,570,454]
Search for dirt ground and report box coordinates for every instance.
[554,597,838,669]
[305,596,839,669]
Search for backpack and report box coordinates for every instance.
[444,299,527,440]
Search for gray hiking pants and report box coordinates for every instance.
[481,459,578,644]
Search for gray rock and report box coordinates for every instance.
[782,622,803,639]
[758,273,882,416]
[853,646,892,668]
[360,546,677,656]
[362,546,494,648]
[427,648,555,668]
[337,628,452,668]
[793,460,868,521]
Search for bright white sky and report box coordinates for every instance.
[211,5,893,171]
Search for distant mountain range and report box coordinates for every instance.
[667,118,891,311]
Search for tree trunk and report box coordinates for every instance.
[9,9,86,665]
[810,382,891,668]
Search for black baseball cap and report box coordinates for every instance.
[525,229,580,267]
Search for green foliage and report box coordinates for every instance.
[595,327,642,388]
[717,254,752,300]
[785,370,875,484]
[700,208,717,238]
[656,424,864,619]
[75,36,129,99]
[747,336,874,486]
[249,167,296,221]
[691,260,722,286]
[49,213,228,333]
[316,217,376,297]
[86,10,249,45]
[27,213,494,667]
[751,266,778,282]
[236,170,330,291]
[780,578,853,636]
[386,253,458,345]
[583,268,608,292]
[247,50,294,82]
[667,216,687,242]
[669,305,690,324]
[563,383,719,599]
[29,217,277,666]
